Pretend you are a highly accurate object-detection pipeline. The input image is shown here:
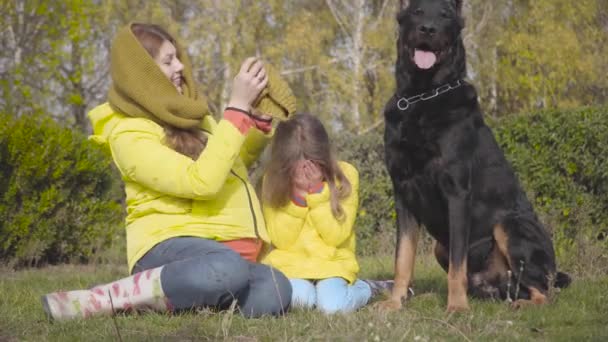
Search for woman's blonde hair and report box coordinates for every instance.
[262,113,351,221]
[131,23,206,160]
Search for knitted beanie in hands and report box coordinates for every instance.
[253,64,296,120]
[107,23,209,129]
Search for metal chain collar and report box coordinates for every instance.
[397,79,464,111]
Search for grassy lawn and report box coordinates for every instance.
[1,254,607,342]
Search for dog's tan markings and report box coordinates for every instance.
[377,230,418,312]
[493,224,514,270]
[512,287,547,309]
[447,260,469,312]
[479,241,510,282]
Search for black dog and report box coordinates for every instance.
[380,0,570,312]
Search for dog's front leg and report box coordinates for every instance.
[441,165,472,312]
[378,192,419,311]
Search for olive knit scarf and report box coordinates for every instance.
[108,24,209,129]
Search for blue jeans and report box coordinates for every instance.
[289,278,372,314]
[132,237,291,318]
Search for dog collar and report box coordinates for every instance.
[397,79,464,111]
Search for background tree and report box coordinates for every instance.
[1,0,606,131]
[0,0,114,131]
[496,0,608,115]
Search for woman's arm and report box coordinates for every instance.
[108,57,269,200]
[109,110,252,200]
[239,127,272,169]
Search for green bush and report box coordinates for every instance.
[335,130,396,255]
[491,106,608,273]
[335,106,608,273]
[0,113,123,266]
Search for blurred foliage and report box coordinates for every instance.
[492,106,608,272]
[1,0,604,133]
[497,0,608,115]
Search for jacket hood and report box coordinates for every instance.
[88,102,126,147]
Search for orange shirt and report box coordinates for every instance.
[221,238,263,263]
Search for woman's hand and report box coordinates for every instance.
[227,57,268,112]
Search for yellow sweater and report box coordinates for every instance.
[88,103,272,272]
[261,162,360,283]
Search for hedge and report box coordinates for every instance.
[0,113,123,266]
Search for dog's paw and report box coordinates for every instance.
[446,298,470,312]
[374,299,402,312]
[510,299,538,310]
[446,303,470,312]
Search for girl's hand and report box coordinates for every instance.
[227,57,268,112]
[292,160,309,198]
[303,160,323,191]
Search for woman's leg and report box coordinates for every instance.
[134,237,251,311]
[236,263,292,318]
[288,279,317,310]
[42,238,247,320]
[315,278,372,314]
[42,265,169,320]
[136,237,291,317]
[43,237,290,320]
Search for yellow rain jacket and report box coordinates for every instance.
[88,103,271,272]
[262,162,360,283]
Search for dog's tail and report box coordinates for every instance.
[554,271,572,289]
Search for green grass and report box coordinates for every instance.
[1,254,607,342]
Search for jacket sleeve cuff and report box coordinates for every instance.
[284,200,309,217]
[224,108,254,134]
[306,182,330,208]
[291,194,307,207]
[308,182,324,194]
[253,117,273,134]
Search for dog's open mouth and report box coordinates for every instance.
[410,44,440,70]
[414,49,437,69]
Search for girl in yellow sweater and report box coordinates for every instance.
[261,113,392,314]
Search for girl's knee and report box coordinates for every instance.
[315,278,369,314]
[316,296,350,314]
[290,279,316,309]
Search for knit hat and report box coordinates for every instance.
[253,64,296,120]
[107,23,209,129]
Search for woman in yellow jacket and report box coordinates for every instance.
[41,23,294,320]
[261,113,392,314]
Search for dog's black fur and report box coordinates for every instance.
[382,0,570,311]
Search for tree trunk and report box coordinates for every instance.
[351,0,365,132]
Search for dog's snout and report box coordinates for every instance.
[419,24,437,36]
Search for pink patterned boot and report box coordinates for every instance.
[41,266,172,321]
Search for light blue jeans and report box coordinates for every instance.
[290,278,372,314]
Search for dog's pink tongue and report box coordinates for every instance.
[414,50,437,69]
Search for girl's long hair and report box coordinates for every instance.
[131,23,206,160]
[262,113,351,221]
